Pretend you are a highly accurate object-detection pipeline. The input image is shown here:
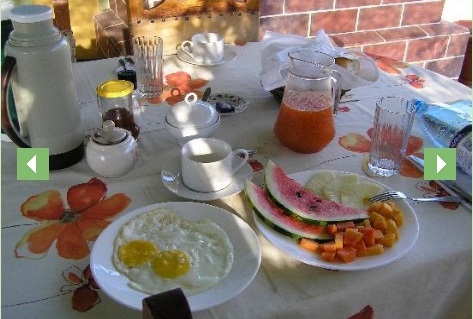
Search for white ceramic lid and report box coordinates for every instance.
[10,5,53,23]
[166,93,219,129]
[92,120,128,145]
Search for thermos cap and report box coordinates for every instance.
[10,5,53,24]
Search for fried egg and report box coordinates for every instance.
[113,208,234,296]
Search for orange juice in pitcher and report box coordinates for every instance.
[274,49,341,154]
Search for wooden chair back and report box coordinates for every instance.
[127,0,259,54]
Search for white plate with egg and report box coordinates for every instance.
[253,170,419,271]
[91,202,261,311]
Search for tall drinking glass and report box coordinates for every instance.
[368,96,415,177]
[133,36,163,98]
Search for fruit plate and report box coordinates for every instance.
[253,170,419,271]
[91,202,261,311]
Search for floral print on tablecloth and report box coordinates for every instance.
[339,128,461,210]
[338,127,424,178]
[15,178,131,260]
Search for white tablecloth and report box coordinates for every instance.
[2,42,471,319]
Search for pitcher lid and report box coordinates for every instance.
[10,5,53,23]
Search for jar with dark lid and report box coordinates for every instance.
[97,80,140,139]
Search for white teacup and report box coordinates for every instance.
[180,33,224,64]
[181,138,249,193]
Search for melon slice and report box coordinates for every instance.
[264,160,369,224]
[322,173,359,202]
[339,181,384,209]
[244,180,332,241]
[305,170,336,199]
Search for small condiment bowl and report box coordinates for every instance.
[86,120,139,177]
[165,92,220,145]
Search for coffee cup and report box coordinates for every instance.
[181,138,249,193]
[180,33,224,64]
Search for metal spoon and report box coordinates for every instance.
[202,87,211,102]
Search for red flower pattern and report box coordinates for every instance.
[15,178,131,260]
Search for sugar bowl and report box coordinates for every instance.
[165,92,220,145]
[86,120,139,177]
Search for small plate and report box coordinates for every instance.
[207,93,249,115]
[161,155,253,201]
[253,170,419,271]
[177,47,237,66]
[90,201,261,312]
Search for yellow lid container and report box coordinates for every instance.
[96,80,139,139]
[96,80,134,98]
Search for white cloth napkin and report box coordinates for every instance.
[260,30,380,91]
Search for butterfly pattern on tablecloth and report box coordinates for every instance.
[366,53,427,88]
[61,265,101,312]
[146,71,209,105]
[15,178,131,260]
[415,180,462,210]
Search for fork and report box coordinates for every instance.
[369,191,464,203]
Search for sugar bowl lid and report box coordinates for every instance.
[166,92,219,129]
[92,120,128,145]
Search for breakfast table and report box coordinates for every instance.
[1,41,471,319]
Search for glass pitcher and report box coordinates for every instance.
[274,49,341,154]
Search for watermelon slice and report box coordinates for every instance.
[264,160,369,224]
[244,180,332,241]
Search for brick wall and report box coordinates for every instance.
[94,0,470,80]
[260,0,470,80]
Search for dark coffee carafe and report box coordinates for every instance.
[1,5,84,170]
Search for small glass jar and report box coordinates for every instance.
[96,80,140,139]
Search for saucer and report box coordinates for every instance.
[207,93,249,115]
[161,155,253,201]
[177,47,237,66]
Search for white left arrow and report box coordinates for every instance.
[27,155,37,173]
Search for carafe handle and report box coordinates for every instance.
[1,56,29,147]
[331,70,342,116]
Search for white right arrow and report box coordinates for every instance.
[27,155,37,173]
[436,155,446,173]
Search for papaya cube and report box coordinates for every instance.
[372,215,388,233]
[336,221,356,232]
[386,219,399,240]
[354,240,367,257]
[343,228,363,246]
[363,219,372,229]
[359,227,376,246]
[373,229,384,244]
[382,233,396,248]
[367,201,383,213]
[336,247,357,263]
[369,211,384,223]
[365,243,384,256]
[392,208,404,226]
[321,251,336,262]
[335,233,344,249]
[322,241,337,252]
[299,238,320,253]
[385,200,396,208]
[378,202,394,219]
[326,224,338,235]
